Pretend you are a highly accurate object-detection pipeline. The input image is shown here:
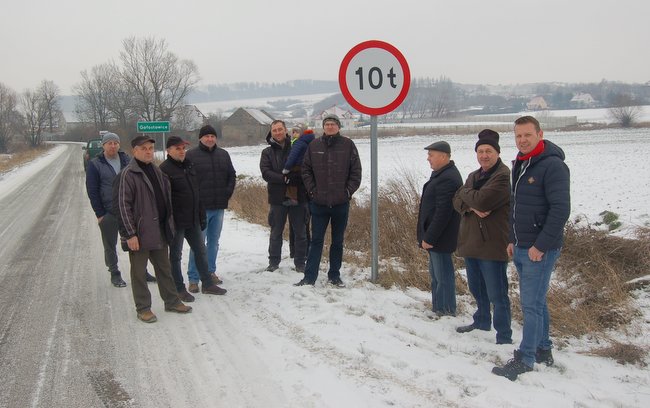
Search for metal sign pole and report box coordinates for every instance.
[370,115,379,282]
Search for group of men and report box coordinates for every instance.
[86,113,568,382]
[85,125,234,323]
[417,115,570,381]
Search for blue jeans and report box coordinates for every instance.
[427,251,456,315]
[303,202,349,283]
[188,209,224,283]
[465,257,512,343]
[513,246,561,367]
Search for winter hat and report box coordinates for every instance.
[166,136,190,149]
[198,124,217,138]
[322,114,341,128]
[475,129,500,153]
[424,140,451,154]
[101,132,120,145]
[131,135,155,148]
[291,124,305,134]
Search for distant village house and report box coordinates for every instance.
[312,105,357,129]
[221,107,275,146]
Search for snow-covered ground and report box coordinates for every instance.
[2,134,649,407]
[229,127,650,233]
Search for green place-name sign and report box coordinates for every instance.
[137,121,170,133]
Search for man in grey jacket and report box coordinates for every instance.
[114,136,192,323]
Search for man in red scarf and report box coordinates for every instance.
[492,116,570,381]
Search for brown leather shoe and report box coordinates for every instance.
[137,310,157,323]
[165,302,192,313]
[188,283,199,293]
[210,273,223,285]
[178,290,195,303]
[201,284,227,295]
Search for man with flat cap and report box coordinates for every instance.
[416,140,462,316]
[160,136,227,302]
[86,132,131,287]
[113,135,192,323]
[453,129,512,345]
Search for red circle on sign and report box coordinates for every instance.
[338,40,410,116]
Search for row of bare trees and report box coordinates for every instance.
[0,80,62,152]
[74,36,200,134]
[393,76,458,121]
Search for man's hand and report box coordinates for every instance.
[507,243,514,258]
[470,208,491,218]
[421,240,433,250]
[97,216,104,224]
[127,236,140,251]
[528,246,544,262]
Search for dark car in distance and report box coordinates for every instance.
[83,138,103,171]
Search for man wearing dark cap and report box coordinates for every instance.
[453,129,512,344]
[492,116,570,381]
[113,135,192,323]
[160,136,228,301]
[185,125,236,292]
[416,140,462,316]
[295,114,362,287]
[85,132,131,287]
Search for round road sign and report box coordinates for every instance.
[339,40,410,116]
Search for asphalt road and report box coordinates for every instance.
[0,144,286,408]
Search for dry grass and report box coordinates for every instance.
[586,340,648,366]
[542,222,649,337]
[0,145,54,173]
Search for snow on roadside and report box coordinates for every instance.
[0,144,67,201]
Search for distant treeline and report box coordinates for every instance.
[189,79,339,103]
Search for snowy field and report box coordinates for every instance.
[2,136,649,407]
[229,127,650,232]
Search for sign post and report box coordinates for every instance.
[137,121,171,151]
[339,40,410,283]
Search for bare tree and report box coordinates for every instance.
[120,36,200,121]
[20,89,49,146]
[0,83,22,153]
[74,64,115,130]
[38,80,61,132]
[608,94,642,127]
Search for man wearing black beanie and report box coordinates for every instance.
[185,124,236,292]
[454,129,512,345]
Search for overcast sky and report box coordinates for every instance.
[1,0,648,94]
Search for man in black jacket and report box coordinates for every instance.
[260,120,308,273]
[185,125,236,292]
[416,141,462,316]
[296,114,362,287]
[160,136,227,301]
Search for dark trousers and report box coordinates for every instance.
[98,213,120,274]
[268,203,308,267]
[289,208,311,258]
[169,224,214,292]
[128,229,180,312]
[303,202,349,283]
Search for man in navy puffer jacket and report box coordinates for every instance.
[85,132,131,288]
[492,116,570,381]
